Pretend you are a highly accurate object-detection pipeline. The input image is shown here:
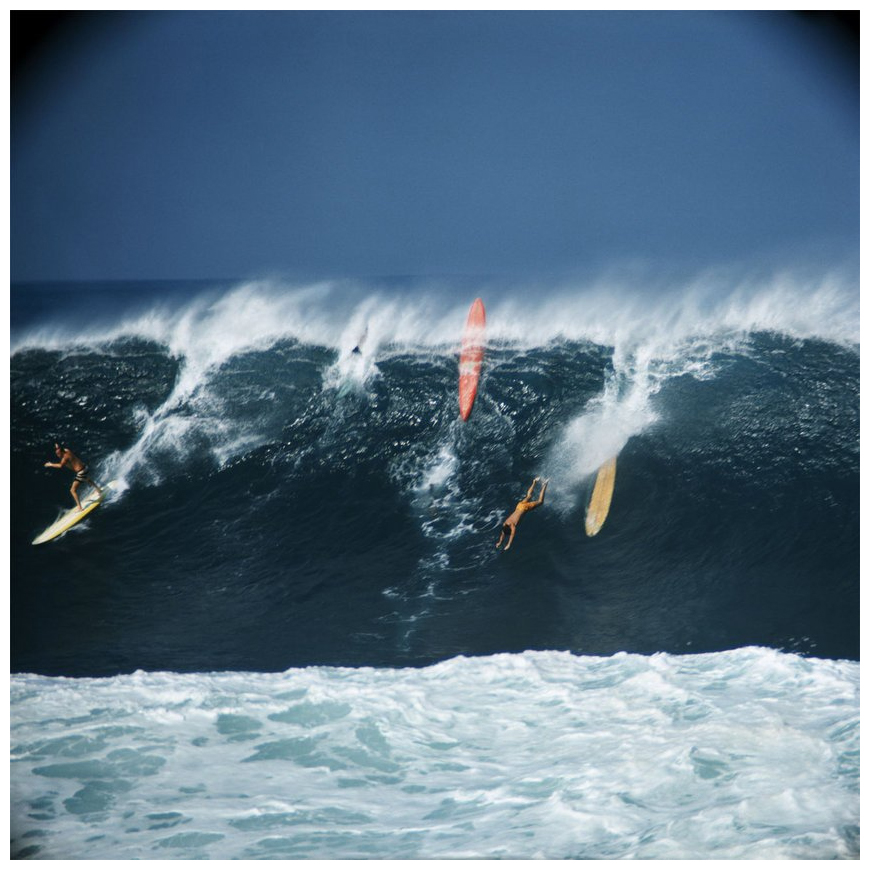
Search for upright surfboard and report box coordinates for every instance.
[458,297,486,421]
[32,481,115,545]
[585,458,617,537]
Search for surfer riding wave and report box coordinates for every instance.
[44,443,102,511]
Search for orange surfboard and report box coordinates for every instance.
[459,298,486,421]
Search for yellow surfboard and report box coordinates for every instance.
[32,481,115,545]
[585,458,617,537]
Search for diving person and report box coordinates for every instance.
[496,477,549,551]
[44,443,102,511]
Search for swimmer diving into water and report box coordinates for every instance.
[496,477,548,551]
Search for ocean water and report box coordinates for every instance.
[9,649,860,860]
[10,272,859,858]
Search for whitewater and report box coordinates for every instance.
[10,648,859,860]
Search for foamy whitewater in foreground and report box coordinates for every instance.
[11,648,859,859]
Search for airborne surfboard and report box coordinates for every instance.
[32,481,116,545]
[585,458,617,537]
[458,297,486,421]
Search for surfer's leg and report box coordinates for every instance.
[70,480,83,511]
[525,479,539,500]
[529,479,548,506]
[525,489,547,510]
[88,476,102,495]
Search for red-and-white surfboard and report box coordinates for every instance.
[458,297,486,421]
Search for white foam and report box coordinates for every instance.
[414,444,459,493]
[10,648,858,860]
[322,298,387,392]
[546,367,658,510]
[12,266,859,358]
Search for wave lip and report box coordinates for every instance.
[10,647,859,860]
[11,266,860,357]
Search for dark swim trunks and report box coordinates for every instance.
[75,466,89,482]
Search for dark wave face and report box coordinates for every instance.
[10,275,859,676]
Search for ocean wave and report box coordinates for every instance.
[12,277,859,670]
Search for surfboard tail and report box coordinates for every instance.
[31,481,116,545]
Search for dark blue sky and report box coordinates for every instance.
[11,11,858,282]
